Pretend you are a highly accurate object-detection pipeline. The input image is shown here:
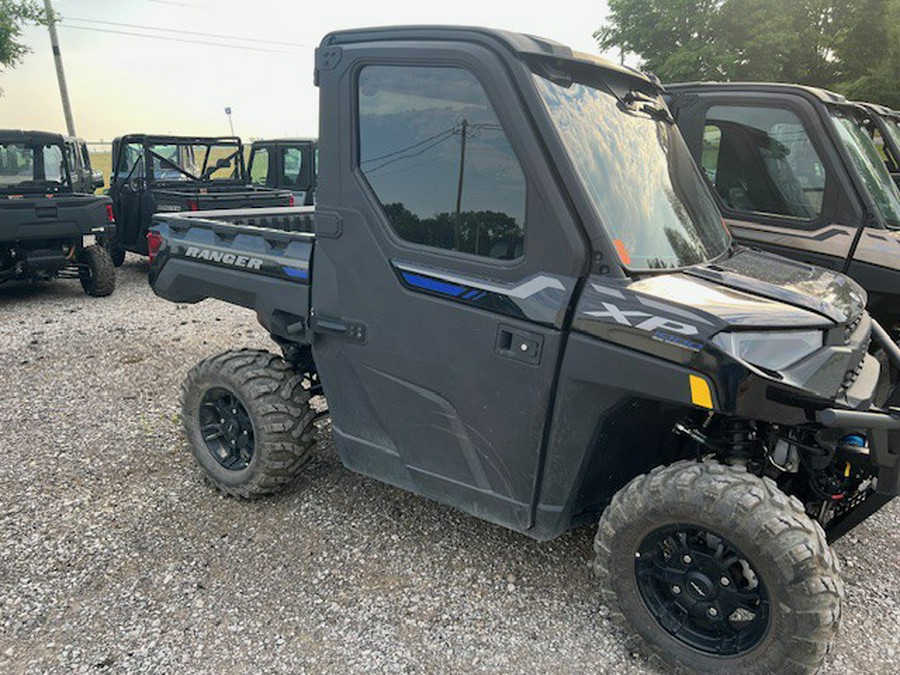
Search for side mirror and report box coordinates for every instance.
[92,170,105,189]
[216,157,231,170]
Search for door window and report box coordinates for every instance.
[358,65,526,260]
[249,147,269,185]
[703,105,827,219]
[80,142,92,170]
[117,143,145,180]
[281,147,303,187]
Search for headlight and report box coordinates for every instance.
[712,330,824,371]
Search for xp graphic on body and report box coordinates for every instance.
[666,83,900,327]
[148,27,900,674]
[0,130,116,296]
[105,134,293,265]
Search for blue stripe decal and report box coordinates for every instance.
[282,266,309,280]
[401,271,466,297]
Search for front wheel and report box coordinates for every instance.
[78,244,116,296]
[594,460,842,674]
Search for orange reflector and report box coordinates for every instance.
[613,239,632,265]
[689,375,713,409]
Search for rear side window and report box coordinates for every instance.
[44,145,65,183]
[358,65,526,260]
[249,147,269,186]
[703,105,827,219]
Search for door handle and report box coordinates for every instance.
[495,324,542,364]
[312,315,366,343]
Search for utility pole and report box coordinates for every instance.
[225,107,235,136]
[453,119,468,251]
[43,0,76,137]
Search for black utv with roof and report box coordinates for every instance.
[665,83,900,328]
[148,27,900,674]
[247,138,317,205]
[106,134,293,265]
[0,130,116,296]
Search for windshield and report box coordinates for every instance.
[533,72,730,270]
[0,141,69,191]
[829,107,900,229]
[147,142,242,182]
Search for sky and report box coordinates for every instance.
[0,0,613,142]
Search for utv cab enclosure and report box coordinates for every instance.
[0,130,116,296]
[247,138,317,205]
[107,134,293,264]
[665,83,900,327]
[150,27,900,674]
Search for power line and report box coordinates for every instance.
[59,25,306,54]
[63,16,310,48]
[147,0,211,7]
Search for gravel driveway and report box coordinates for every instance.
[1,258,898,674]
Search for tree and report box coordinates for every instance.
[0,1,49,72]
[838,0,900,108]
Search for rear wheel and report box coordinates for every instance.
[78,244,116,296]
[594,460,842,674]
[181,349,316,498]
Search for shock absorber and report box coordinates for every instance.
[721,419,766,472]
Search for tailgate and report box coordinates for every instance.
[149,215,313,339]
[0,195,111,241]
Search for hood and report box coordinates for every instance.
[682,248,866,325]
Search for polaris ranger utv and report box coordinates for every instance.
[665,83,900,328]
[247,138,317,205]
[106,134,293,265]
[149,27,900,674]
[1,130,116,296]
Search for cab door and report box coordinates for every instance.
[311,42,587,531]
[108,141,147,251]
[674,93,863,271]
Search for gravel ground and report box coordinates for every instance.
[0,257,898,674]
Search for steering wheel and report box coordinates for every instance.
[127,174,144,192]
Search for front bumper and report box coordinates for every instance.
[817,320,900,497]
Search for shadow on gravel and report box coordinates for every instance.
[0,256,151,305]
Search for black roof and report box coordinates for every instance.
[320,25,655,87]
[113,134,243,145]
[665,81,847,104]
[855,101,900,120]
[0,129,67,145]
[251,138,316,145]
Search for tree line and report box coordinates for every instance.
[597,0,900,108]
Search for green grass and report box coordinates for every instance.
[90,151,113,193]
